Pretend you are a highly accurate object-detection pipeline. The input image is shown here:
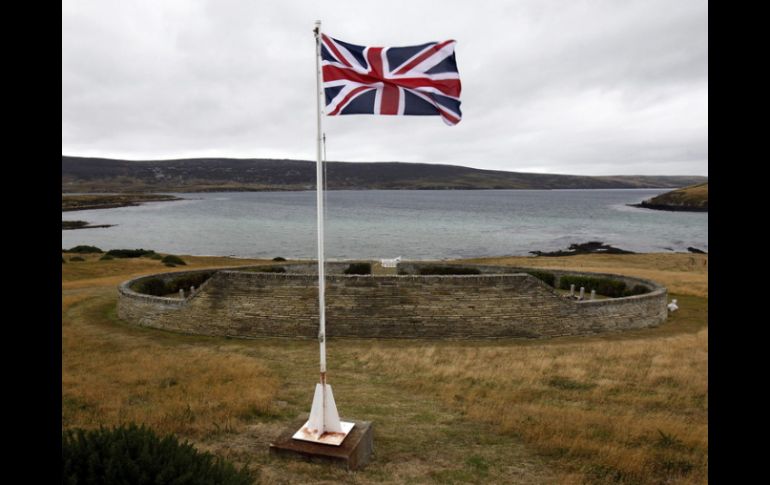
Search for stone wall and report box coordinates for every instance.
[118,265,668,339]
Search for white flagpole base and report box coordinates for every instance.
[293,383,354,446]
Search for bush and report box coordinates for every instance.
[623,284,650,297]
[525,270,555,287]
[132,272,215,296]
[272,257,286,261]
[133,278,170,296]
[62,424,254,485]
[417,265,481,275]
[344,263,372,275]
[67,245,103,253]
[161,255,186,265]
[254,266,286,273]
[169,272,214,292]
[149,253,164,260]
[69,256,85,262]
[99,254,115,261]
[559,275,627,298]
[106,249,156,258]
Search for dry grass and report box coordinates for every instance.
[62,252,707,484]
[356,327,707,484]
[63,292,280,439]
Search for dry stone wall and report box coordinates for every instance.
[117,265,668,339]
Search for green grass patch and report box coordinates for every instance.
[131,271,215,296]
[465,455,490,475]
[559,275,628,298]
[525,270,555,287]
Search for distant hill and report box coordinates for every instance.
[632,183,708,212]
[62,156,707,193]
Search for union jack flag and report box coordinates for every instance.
[320,34,462,125]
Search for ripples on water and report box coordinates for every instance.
[62,189,708,259]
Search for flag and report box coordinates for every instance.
[320,34,462,125]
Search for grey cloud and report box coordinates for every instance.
[62,0,707,175]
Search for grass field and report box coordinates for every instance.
[62,252,707,484]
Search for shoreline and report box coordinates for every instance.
[62,193,184,212]
[627,202,708,213]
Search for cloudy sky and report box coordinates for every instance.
[62,0,708,176]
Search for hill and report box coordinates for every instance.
[62,156,707,192]
[632,183,708,212]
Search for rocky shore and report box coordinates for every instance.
[530,241,634,257]
[629,183,708,212]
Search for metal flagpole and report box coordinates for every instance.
[314,19,327,395]
[293,20,354,446]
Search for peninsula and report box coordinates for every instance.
[631,183,708,212]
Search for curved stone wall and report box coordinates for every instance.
[117,264,668,339]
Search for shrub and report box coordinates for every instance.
[69,256,85,262]
[272,257,286,261]
[165,263,176,267]
[344,262,372,275]
[559,275,627,298]
[67,245,103,253]
[169,272,214,292]
[254,266,286,273]
[133,278,170,296]
[623,284,650,296]
[132,272,215,296]
[417,265,481,275]
[62,424,254,485]
[161,255,186,265]
[149,253,163,260]
[99,254,115,261]
[106,249,156,258]
[525,270,555,287]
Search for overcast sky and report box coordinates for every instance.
[62,0,708,176]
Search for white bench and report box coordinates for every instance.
[380,256,402,268]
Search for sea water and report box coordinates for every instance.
[61,189,708,260]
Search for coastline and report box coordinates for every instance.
[628,202,708,213]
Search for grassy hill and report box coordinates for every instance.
[635,183,708,212]
[62,155,707,192]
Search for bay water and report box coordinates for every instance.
[61,189,708,260]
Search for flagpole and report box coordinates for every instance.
[314,20,327,386]
[292,20,352,447]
